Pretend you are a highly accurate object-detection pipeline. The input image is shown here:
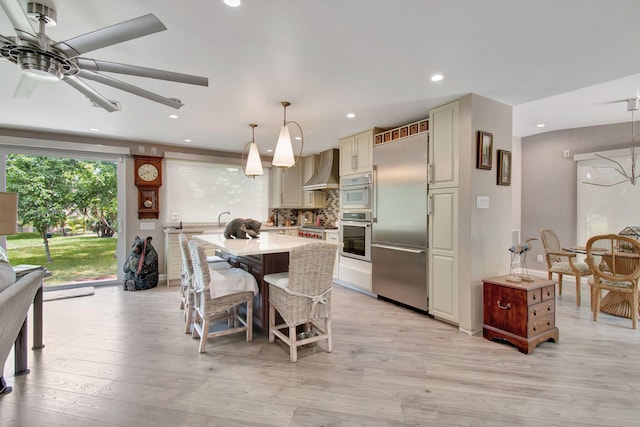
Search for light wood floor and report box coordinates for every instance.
[1,281,639,426]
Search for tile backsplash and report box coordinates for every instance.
[268,189,339,227]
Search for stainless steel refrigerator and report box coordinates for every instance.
[371,133,428,311]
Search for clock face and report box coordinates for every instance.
[137,163,159,182]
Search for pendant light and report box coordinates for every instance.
[272,101,304,168]
[242,123,263,179]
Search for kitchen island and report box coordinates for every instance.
[194,233,340,330]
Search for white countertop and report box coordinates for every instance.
[164,225,299,234]
[194,232,340,256]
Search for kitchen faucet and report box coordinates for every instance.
[218,211,231,227]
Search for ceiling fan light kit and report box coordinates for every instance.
[0,1,208,111]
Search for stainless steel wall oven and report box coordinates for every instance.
[339,210,372,262]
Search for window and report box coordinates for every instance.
[164,158,270,223]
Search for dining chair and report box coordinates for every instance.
[585,234,639,329]
[188,239,256,353]
[540,228,592,307]
[264,242,336,362]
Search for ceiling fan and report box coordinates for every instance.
[0,1,208,112]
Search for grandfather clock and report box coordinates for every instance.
[133,155,163,219]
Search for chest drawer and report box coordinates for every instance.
[528,299,555,320]
[541,284,555,301]
[528,315,555,336]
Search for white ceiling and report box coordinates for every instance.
[2,0,640,156]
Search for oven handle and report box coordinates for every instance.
[340,221,371,227]
[341,185,369,191]
[371,243,425,254]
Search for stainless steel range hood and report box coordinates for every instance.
[302,148,339,191]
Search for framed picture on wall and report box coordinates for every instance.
[476,131,493,170]
[497,149,511,186]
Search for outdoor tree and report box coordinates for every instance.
[73,161,118,237]
[6,155,117,262]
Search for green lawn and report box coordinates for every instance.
[6,233,118,285]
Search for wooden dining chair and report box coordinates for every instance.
[264,242,336,362]
[585,234,640,329]
[540,228,592,307]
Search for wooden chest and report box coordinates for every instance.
[483,276,559,354]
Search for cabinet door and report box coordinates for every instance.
[428,187,459,323]
[428,100,459,189]
[353,130,373,174]
[339,136,355,176]
[280,162,303,207]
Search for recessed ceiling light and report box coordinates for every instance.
[346,113,356,119]
[96,144,104,147]
[430,74,444,82]
[89,128,99,132]
[267,149,273,153]
[223,0,242,7]
[169,114,178,119]
[184,139,192,143]
[537,123,546,128]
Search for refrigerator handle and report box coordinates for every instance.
[372,164,378,222]
[371,243,425,254]
[427,194,433,216]
[427,163,433,184]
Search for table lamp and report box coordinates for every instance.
[0,192,18,259]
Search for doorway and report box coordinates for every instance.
[0,139,128,289]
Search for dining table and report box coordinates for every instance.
[569,246,639,319]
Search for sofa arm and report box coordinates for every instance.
[0,270,43,393]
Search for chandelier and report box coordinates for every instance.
[585,98,640,187]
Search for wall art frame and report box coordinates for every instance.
[477,130,493,170]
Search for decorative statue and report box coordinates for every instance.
[507,237,537,283]
[223,218,262,239]
[123,236,159,291]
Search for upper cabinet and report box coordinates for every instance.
[340,129,381,176]
[271,161,303,208]
[271,155,326,208]
[428,101,459,189]
[302,155,327,208]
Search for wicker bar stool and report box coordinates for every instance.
[188,239,255,353]
[264,242,336,362]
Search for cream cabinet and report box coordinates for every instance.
[428,101,459,189]
[427,187,459,323]
[163,230,215,287]
[324,230,340,279]
[339,129,379,176]
[271,161,303,208]
[302,155,327,208]
[427,99,460,324]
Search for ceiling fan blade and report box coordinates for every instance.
[78,69,184,109]
[76,58,208,86]
[0,0,37,42]
[63,75,120,112]
[52,13,166,57]
[13,74,37,97]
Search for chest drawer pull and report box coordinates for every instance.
[496,300,511,310]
